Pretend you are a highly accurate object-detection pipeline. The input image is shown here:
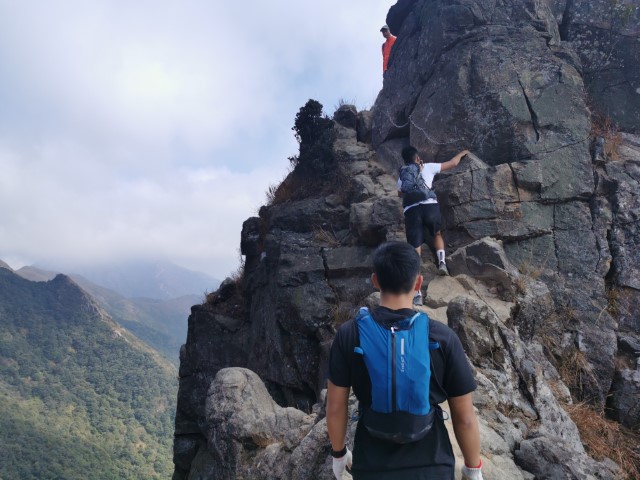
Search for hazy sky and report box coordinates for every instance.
[0,0,393,278]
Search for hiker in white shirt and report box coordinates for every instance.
[397,146,469,304]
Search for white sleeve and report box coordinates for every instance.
[420,163,442,188]
[423,163,441,176]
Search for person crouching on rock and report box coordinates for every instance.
[326,241,483,480]
[397,146,469,304]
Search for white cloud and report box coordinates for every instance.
[0,0,393,278]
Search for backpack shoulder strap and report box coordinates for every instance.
[423,316,446,396]
[353,316,362,354]
[353,307,370,355]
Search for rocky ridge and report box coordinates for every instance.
[173,1,640,478]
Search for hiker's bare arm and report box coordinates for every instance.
[327,380,350,451]
[398,191,403,197]
[449,392,481,468]
[440,149,470,171]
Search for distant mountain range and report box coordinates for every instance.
[0,267,177,479]
[15,265,197,364]
[34,260,219,300]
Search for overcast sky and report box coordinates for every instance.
[0,0,393,278]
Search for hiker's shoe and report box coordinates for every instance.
[413,291,423,306]
[438,261,449,276]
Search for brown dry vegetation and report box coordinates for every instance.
[539,313,640,478]
[313,225,340,247]
[565,403,640,479]
[517,261,544,280]
[330,302,356,327]
[556,348,600,398]
[266,173,303,205]
[205,256,246,308]
[591,114,623,161]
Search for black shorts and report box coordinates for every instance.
[404,203,441,248]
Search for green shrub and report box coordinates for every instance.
[289,99,335,176]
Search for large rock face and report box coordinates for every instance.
[373,0,592,168]
[174,2,640,478]
[372,0,640,409]
[554,0,640,131]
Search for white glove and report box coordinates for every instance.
[461,459,483,480]
[332,448,353,479]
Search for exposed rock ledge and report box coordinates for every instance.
[183,239,619,480]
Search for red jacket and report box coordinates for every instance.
[382,35,397,72]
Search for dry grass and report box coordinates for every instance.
[205,290,216,304]
[591,114,623,161]
[537,321,561,359]
[606,285,621,317]
[266,173,301,205]
[335,98,357,110]
[230,258,245,291]
[564,305,578,323]
[513,258,546,297]
[513,275,528,295]
[565,403,640,479]
[313,225,340,247]
[496,402,519,419]
[518,261,544,280]
[330,302,355,327]
[266,159,351,206]
[205,256,245,306]
[556,348,600,398]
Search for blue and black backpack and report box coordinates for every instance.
[354,307,440,443]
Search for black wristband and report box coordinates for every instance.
[331,445,347,458]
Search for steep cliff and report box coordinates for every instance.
[373,0,640,412]
[174,1,640,478]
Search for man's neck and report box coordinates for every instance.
[379,293,414,311]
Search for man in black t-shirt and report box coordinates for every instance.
[326,242,484,480]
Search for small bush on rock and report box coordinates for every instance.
[266,99,349,206]
[591,113,622,161]
[289,99,336,176]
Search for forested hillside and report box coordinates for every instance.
[16,265,200,364]
[17,265,195,364]
[0,268,177,479]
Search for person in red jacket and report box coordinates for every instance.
[380,25,396,74]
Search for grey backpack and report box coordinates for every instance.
[399,164,436,206]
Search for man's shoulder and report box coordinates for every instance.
[400,163,419,174]
[335,318,357,346]
[428,319,456,346]
[423,162,442,174]
[337,318,356,333]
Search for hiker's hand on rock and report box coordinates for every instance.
[332,448,352,479]
[461,460,483,480]
[461,149,470,157]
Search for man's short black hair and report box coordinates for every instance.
[401,146,419,165]
[372,242,420,294]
